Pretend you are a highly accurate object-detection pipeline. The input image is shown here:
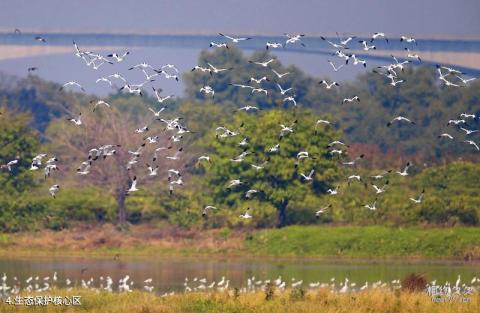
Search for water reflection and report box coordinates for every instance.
[0,256,477,292]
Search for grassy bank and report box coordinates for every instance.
[0,288,478,313]
[246,225,480,259]
[0,224,479,260]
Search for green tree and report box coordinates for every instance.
[0,110,39,193]
[203,109,340,227]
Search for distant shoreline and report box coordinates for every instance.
[1,29,480,41]
[0,224,478,261]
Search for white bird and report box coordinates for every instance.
[400,36,417,45]
[327,140,348,147]
[276,84,293,95]
[438,133,454,140]
[238,137,249,147]
[410,189,425,204]
[404,48,421,62]
[447,119,467,126]
[389,76,406,86]
[249,59,275,67]
[60,81,85,92]
[127,176,138,193]
[251,88,268,95]
[209,42,228,48]
[237,105,259,112]
[161,64,180,73]
[266,42,283,50]
[77,161,91,175]
[315,204,331,217]
[339,34,356,46]
[284,33,305,46]
[96,77,113,86]
[166,148,183,160]
[35,36,46,43]
[30,154,47,170]
[364,199,378,211]
[135,126,149,133]
[371,32,388,43]
[197,155,211,163]
[342,154,364,166]
[120,84,143,96]
[328,60,344,72]
[372,181,389,194]
[248,76,269,84]
[160,72,179,81]
[245,189,259,198]
[219,33,251,43]
[456,75,476,86]
[49,184,60,198]
[272,69,290,79]
[283,96,297,106]
[231,151,250,162]
[320,36,346,49]
[251,162,267,171]
[267,144,280,153]
[279,121,296,138]
[439,75,460,87]
[396,162,412,176]
[208,63,231,74]
[200,86,215,98]
[2,159,18,172]
[66,114,82,126]
[191,65,212,74]
[108,73,127,82]
[387,116,415,127]
[465,140,480,151]
[359,40,376,51]
[351,54,367,67]
[107,51,130,62]
[148,106,167,117]
[342,96,360,103]
[300,169,315,181]
[326,186,339,195]
[459,113,476,119]
[460,127,478,135]
[128,144,145,157]
[227,179,244,188]
[228,83,254,90]
[319,80,339,89]
[152,87,174,104]
[316,119,332,126]
[297,151,311,160]
[239,208,252,219]
[91,100,110,112]
[202,205,217,217]
[347,175,361,181]
[129,62,154,70]
[147,164,159,176]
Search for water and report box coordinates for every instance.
[0,32,479,97]
[0,256,478,292]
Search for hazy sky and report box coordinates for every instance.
[1,0,479,37]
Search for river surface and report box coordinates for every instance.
[0,33,479,97]
[0,256,478,292]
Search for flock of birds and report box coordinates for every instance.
[0,30,478,221]
[0,271,477,297]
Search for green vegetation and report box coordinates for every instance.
[0,46,480,233]
[1,288,478,313]
[245,226,480,259]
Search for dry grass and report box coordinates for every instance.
[0,288,478,313]
[0,224,245,257]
